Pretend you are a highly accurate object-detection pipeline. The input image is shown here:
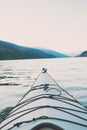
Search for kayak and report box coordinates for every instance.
[0,68,87,130]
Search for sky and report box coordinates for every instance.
[0,0,87,54]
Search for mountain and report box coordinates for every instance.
[77,50,87,57]
[0,40,69,60]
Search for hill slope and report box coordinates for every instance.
[77,50,87,57]
[0,40,69,60]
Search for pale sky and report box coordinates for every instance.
[0,0,87,54]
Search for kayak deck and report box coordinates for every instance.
[0,68,87,130]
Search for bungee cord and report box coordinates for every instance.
[1,68,87,130]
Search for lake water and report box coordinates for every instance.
[0,57,87,111]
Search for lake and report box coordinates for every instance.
[0,57,87,111]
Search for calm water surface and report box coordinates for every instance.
[0,58,87,110]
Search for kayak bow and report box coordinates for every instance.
[0,68,87,130]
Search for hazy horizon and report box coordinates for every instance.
[1,40,83,57]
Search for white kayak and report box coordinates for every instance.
[0,68,87,130]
